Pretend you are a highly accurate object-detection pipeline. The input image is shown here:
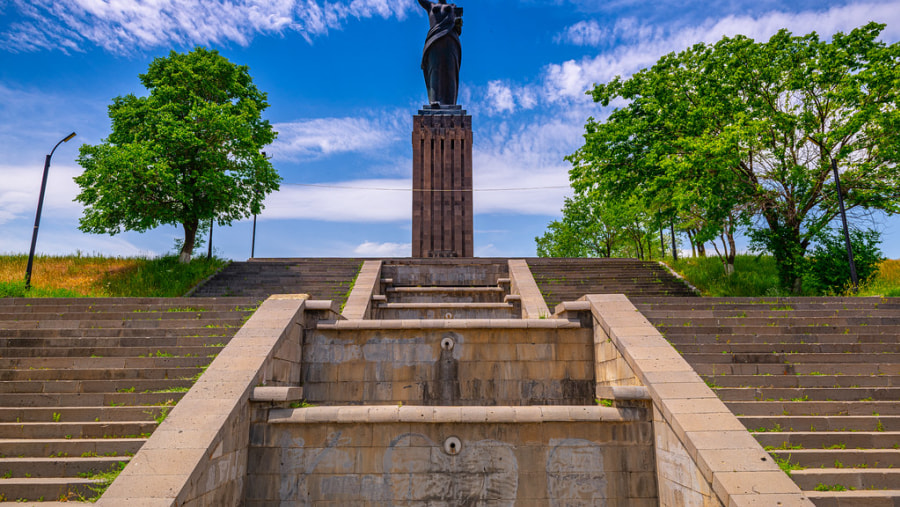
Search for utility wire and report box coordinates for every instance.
[283,182,571,192]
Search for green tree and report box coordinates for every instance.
[75,47,280,262]
[566,23,900,291]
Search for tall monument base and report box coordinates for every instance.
[412,106,473,258]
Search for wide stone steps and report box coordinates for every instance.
[0,367,203,382]
[0,378,195,394]
[527,258,697,308]
[705,374,900,388]
[0,421,156,439]
[0,438,144,458]
[0,407,168,423]
[739,416,900,432]
[727,401,900,416]
[189,258,363,301]
[0,477,102,503]
[790,469,900,490]
[0,457,129,478]
[770,449,900,468]
[636,296,900,505]
[0,390,187,408]
[0,297,256,501]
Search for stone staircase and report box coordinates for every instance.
[635,296,900,507]
[0,297,257,503]
[527,258,696,309]
[374,259,520,319]
[189,258,363,303]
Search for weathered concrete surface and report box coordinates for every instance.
[302,326,595,406]
[508,259,551,319]
[247,419,656,506]
[97,295,310,507]
[586,294,815,507]
[341,260,382,320]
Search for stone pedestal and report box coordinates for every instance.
[412,106,473,258]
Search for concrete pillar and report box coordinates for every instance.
[412,107,473,258]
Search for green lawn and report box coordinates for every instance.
[665,255,900,297]
[0,254,226,297]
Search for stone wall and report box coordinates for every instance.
[303,323,594,406]
[247,406,656,506]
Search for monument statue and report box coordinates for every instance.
[418,0,463,107]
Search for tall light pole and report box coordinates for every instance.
[831,158,859,292]
[25,132,76,289]
[809,136,859,293]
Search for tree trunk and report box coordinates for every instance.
[179,219,199,264]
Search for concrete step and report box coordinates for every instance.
[0,357,213,370]
[0,421,155,439]
[0,367,203,382]
[0,345,224,358]
[704,375,900,388]
[663,333,899,345]
[754,431,900,449]
[0,379,194,394]
[770,449,900,468]
[727,401,900,416]
[0,477,102,502]
[679,343,900,354]
[384,286,506,303]
[806,490,900,507]
[0,335,234,349]
[0,407,166,423]
[0,456,130,478]
[693,363,900,376]
[0,392,186,408]
[790,468,900,491]
[715,387,900,402]
[0,438,144,458]
[739,416,900,432]
[375,302,518,319]
[684,353,900,364]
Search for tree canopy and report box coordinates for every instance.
[550,23,899,291]
[75,47,280,262]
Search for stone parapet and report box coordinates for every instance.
[585,294,815,507]
[97,295,310,507]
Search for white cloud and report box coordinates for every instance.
[271,113,406,161]
[2,0,417,54]
[0,164,83,226]
[480,80,539,115]
[261,179,410,222]
[544,2,900,102]
[353,240,410,256]
[556,19,605,46]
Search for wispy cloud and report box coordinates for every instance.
[270,112,406,161]
[353,240,410,256]
[261,179,410,222]
[545,2,900,102]
[0,164,82,226]
[1,0,417,54]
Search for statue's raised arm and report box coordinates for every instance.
[419,0,463,106]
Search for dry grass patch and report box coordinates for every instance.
[0,254,226,297]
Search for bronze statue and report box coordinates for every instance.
[418,0,463,107]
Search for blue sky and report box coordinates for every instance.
[1,0,899,260]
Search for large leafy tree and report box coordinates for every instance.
[564,23,899,291]
[75,47,280,262]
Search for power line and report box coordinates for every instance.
[283,182,571,192]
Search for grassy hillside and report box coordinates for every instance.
[0,254,226,297]
[666,255,900,297]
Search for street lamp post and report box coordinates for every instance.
[24,132,76,289]
[831,158,859,292]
